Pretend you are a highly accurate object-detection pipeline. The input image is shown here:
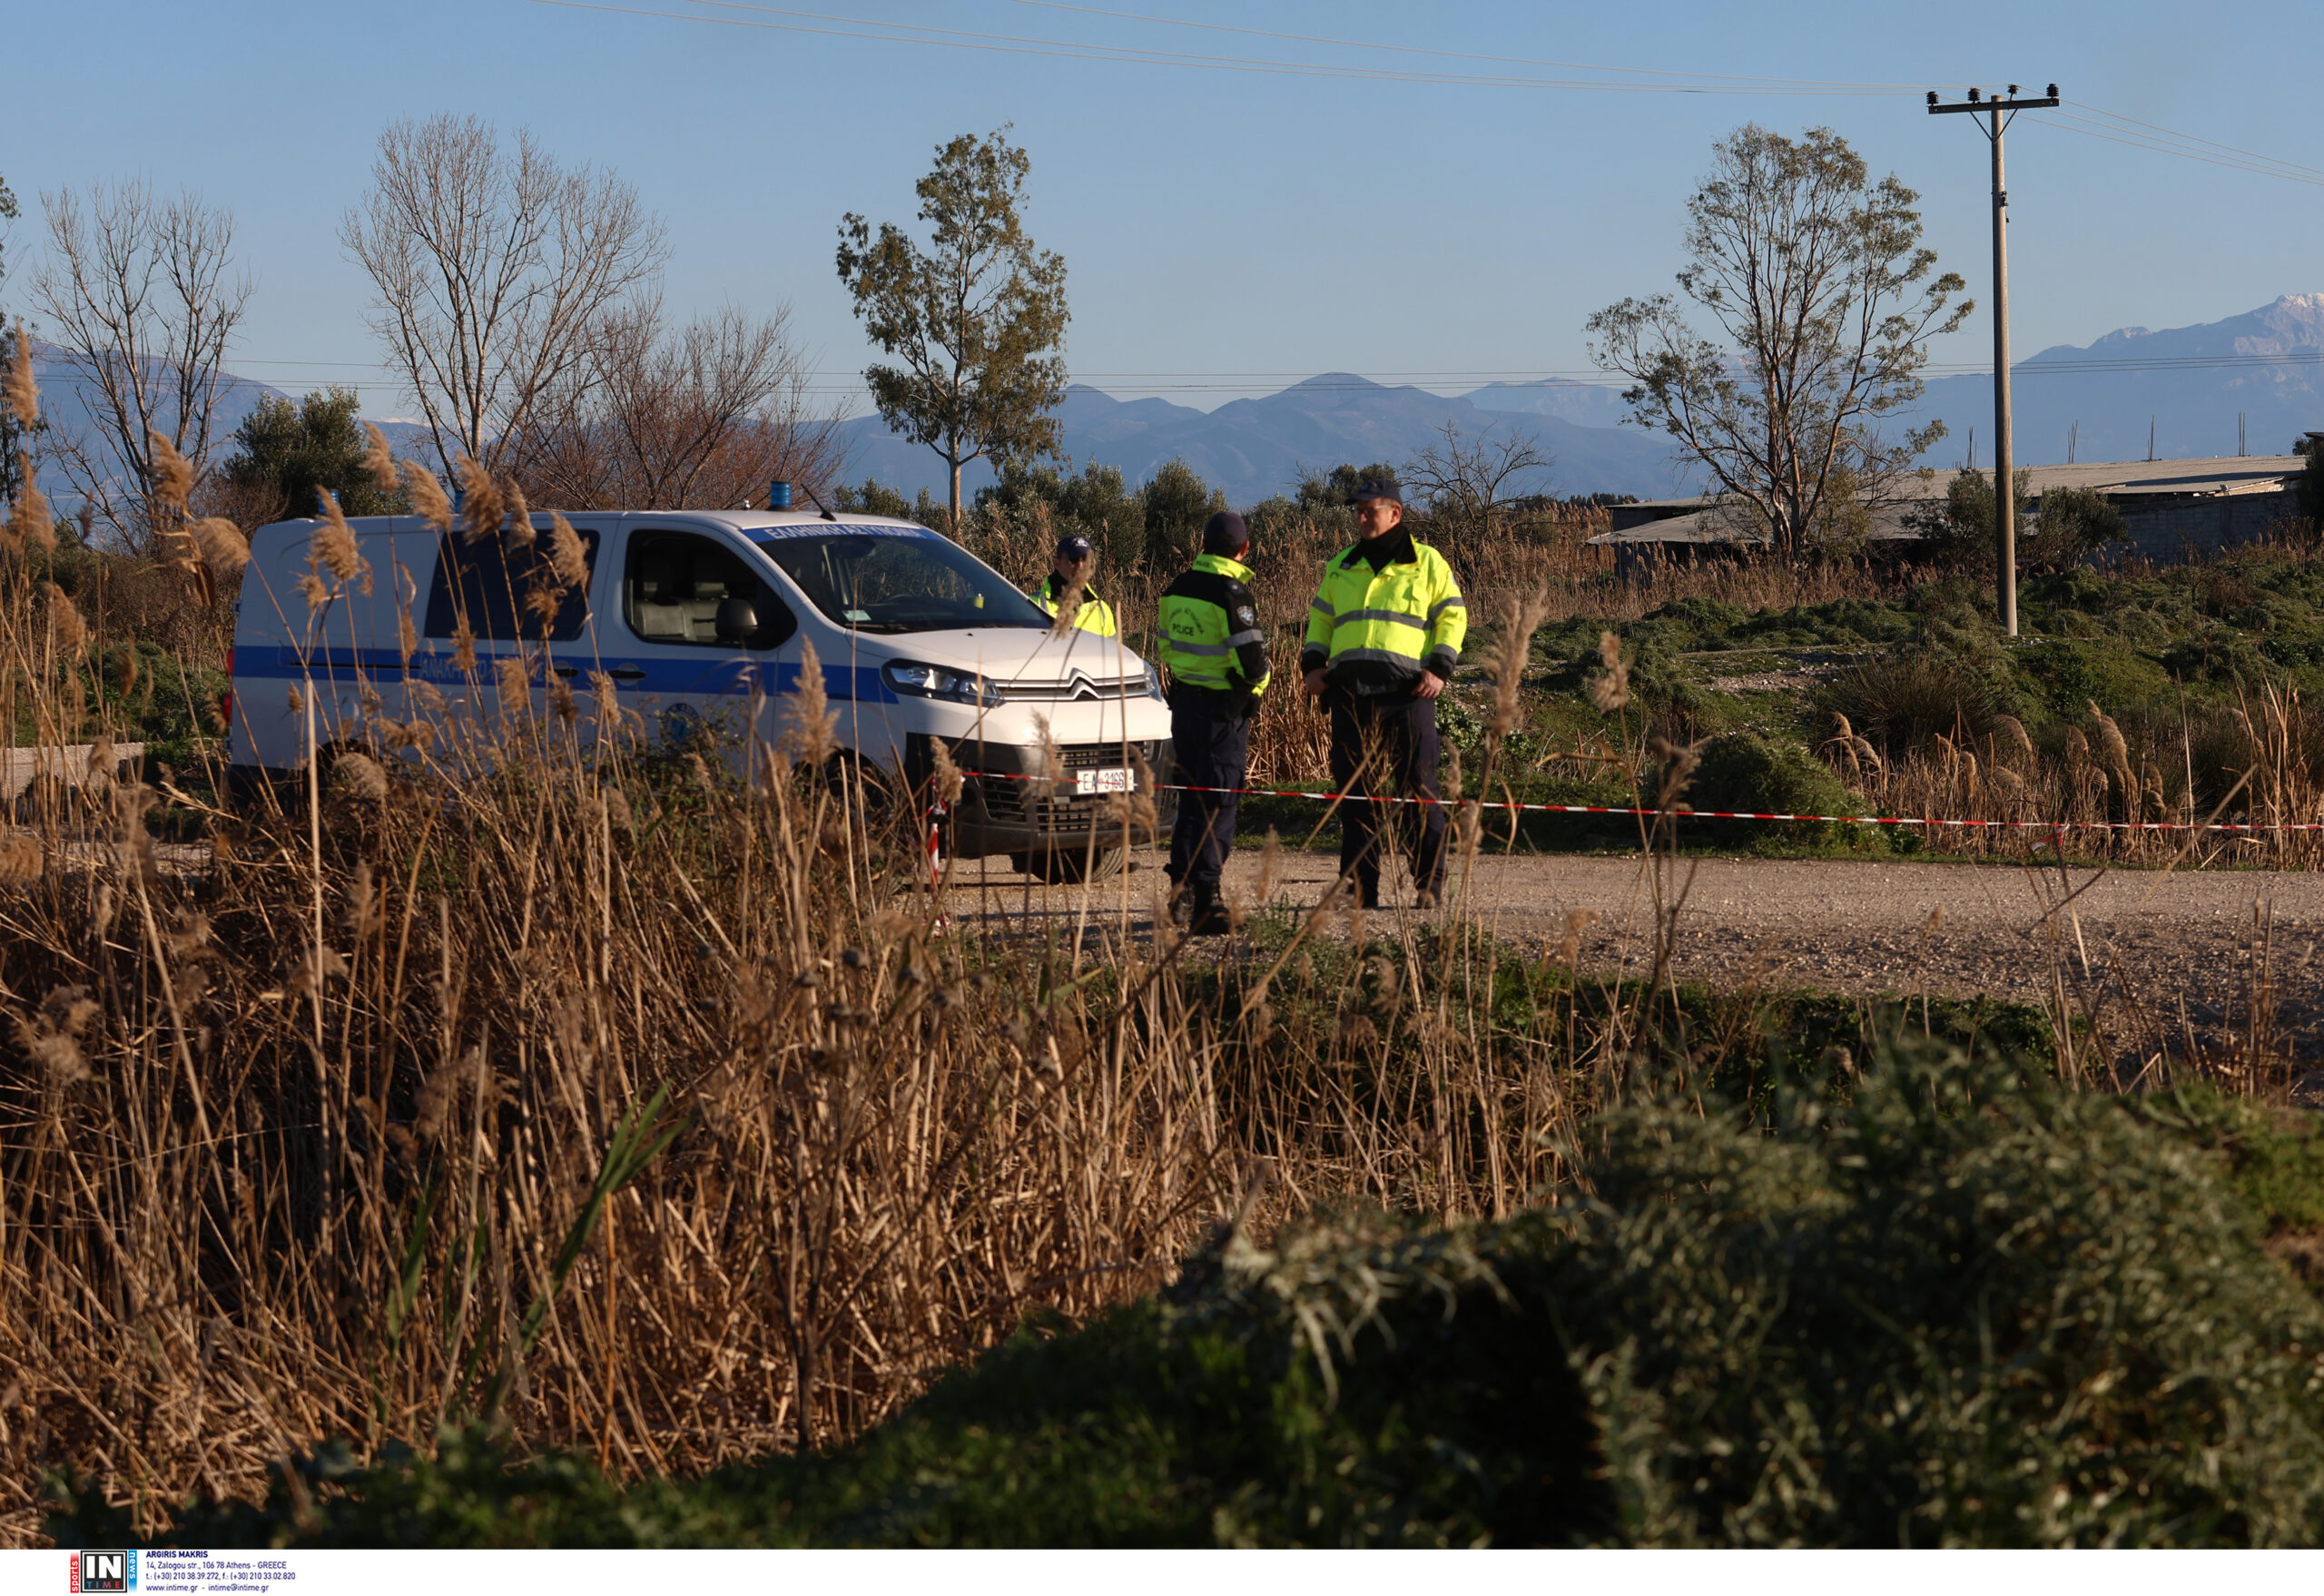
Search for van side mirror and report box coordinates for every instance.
[714,596,758,644]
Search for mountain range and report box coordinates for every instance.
[836,376,1696,507]
[1911,293,2324,467]
[17,294,2324,512]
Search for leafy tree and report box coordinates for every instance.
[1137,458,1227,570]
[1907,469,2122,575]
[2299,443,2324,529]
[1243,493,1303,544]
[1905,467,2026,571]
[838,128,1069,534]
[1587,124,1970,561]
[977,458,1138,567]
[2024,485,2126,571]
[832,478,914,519]
[1295,462,1400,514]
[220,387,410,523]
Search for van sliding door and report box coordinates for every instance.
[609,526,801,768]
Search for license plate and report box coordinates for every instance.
[1074,766,1134,795]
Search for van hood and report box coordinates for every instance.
[837,626,1156,695]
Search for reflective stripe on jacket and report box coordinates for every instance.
[1030,574,1120,637]
[1299,536,1464,693]
[1157,553,1269,696]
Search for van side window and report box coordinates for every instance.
[422,527,600,642]
[623,531,796,650]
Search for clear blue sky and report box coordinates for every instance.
[6,0,2318,417]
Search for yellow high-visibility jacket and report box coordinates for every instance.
[1157,553,1269,697]
[1299,532,1464,695]
[1029,573,1120,636]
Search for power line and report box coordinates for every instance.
[2063,100,2324,182]
[1002,0,1920,90]
[531,0,1905,94]
[2027,105,2324,189]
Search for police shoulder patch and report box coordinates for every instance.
[1235,605,1256,625]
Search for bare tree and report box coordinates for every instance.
[1403,419,1551,542]
[508,298,850,510]
[1586,124,1968,560]
[31,179,253,548]
[340,114,667,479]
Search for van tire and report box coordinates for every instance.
[1016,841,1129,884]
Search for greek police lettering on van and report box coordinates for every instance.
[226,501,1174,880]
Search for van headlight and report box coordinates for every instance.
[881,658,1003,706]
[1142,660,1167,701]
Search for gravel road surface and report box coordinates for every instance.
[948,847,2324,1063]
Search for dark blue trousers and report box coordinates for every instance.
[1167,688,1250,889]
[1328,691,1446,907]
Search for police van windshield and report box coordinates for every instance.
[753,527,1050,633]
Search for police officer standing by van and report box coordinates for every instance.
[1301,478,1465,910]
[1157,511,1270,934]
[1029,533,1120,636]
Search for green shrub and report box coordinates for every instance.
[1561,1057,2324,1546]
[2024,485,2128,570]
[1659,730,1880,852]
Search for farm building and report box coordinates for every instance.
[1589,449,2312,579]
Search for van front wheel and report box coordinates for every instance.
[1015,841,1129,884]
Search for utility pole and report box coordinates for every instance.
[1930,84,2057,638]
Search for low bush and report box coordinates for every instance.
[1670,729,1882,852]
[1818,653,2000,756]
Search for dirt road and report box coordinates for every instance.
[947,847,2324,1061]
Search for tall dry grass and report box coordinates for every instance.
[1826,681,2324,870]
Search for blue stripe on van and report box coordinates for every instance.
[230,645,899,704]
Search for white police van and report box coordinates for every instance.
[224,499,1174,877]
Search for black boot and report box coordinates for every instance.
[1187,882,1231,936]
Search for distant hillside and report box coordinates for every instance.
[1461,379,1632,429]
[22,338,288,502]
[840,374,1699,507]
[1912,294,2324,466]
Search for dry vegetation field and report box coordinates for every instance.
[8,385,2324,1542]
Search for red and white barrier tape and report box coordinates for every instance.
[974,769,2324,836]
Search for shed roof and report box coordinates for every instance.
[1586,454,2306,547]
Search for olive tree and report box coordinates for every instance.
[837,128,1068,533]
[1587,124,1968,561]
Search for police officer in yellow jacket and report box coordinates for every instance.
[1157,511,1269,934]
[1301,478,1465,910]
[1029,534,1120,636]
